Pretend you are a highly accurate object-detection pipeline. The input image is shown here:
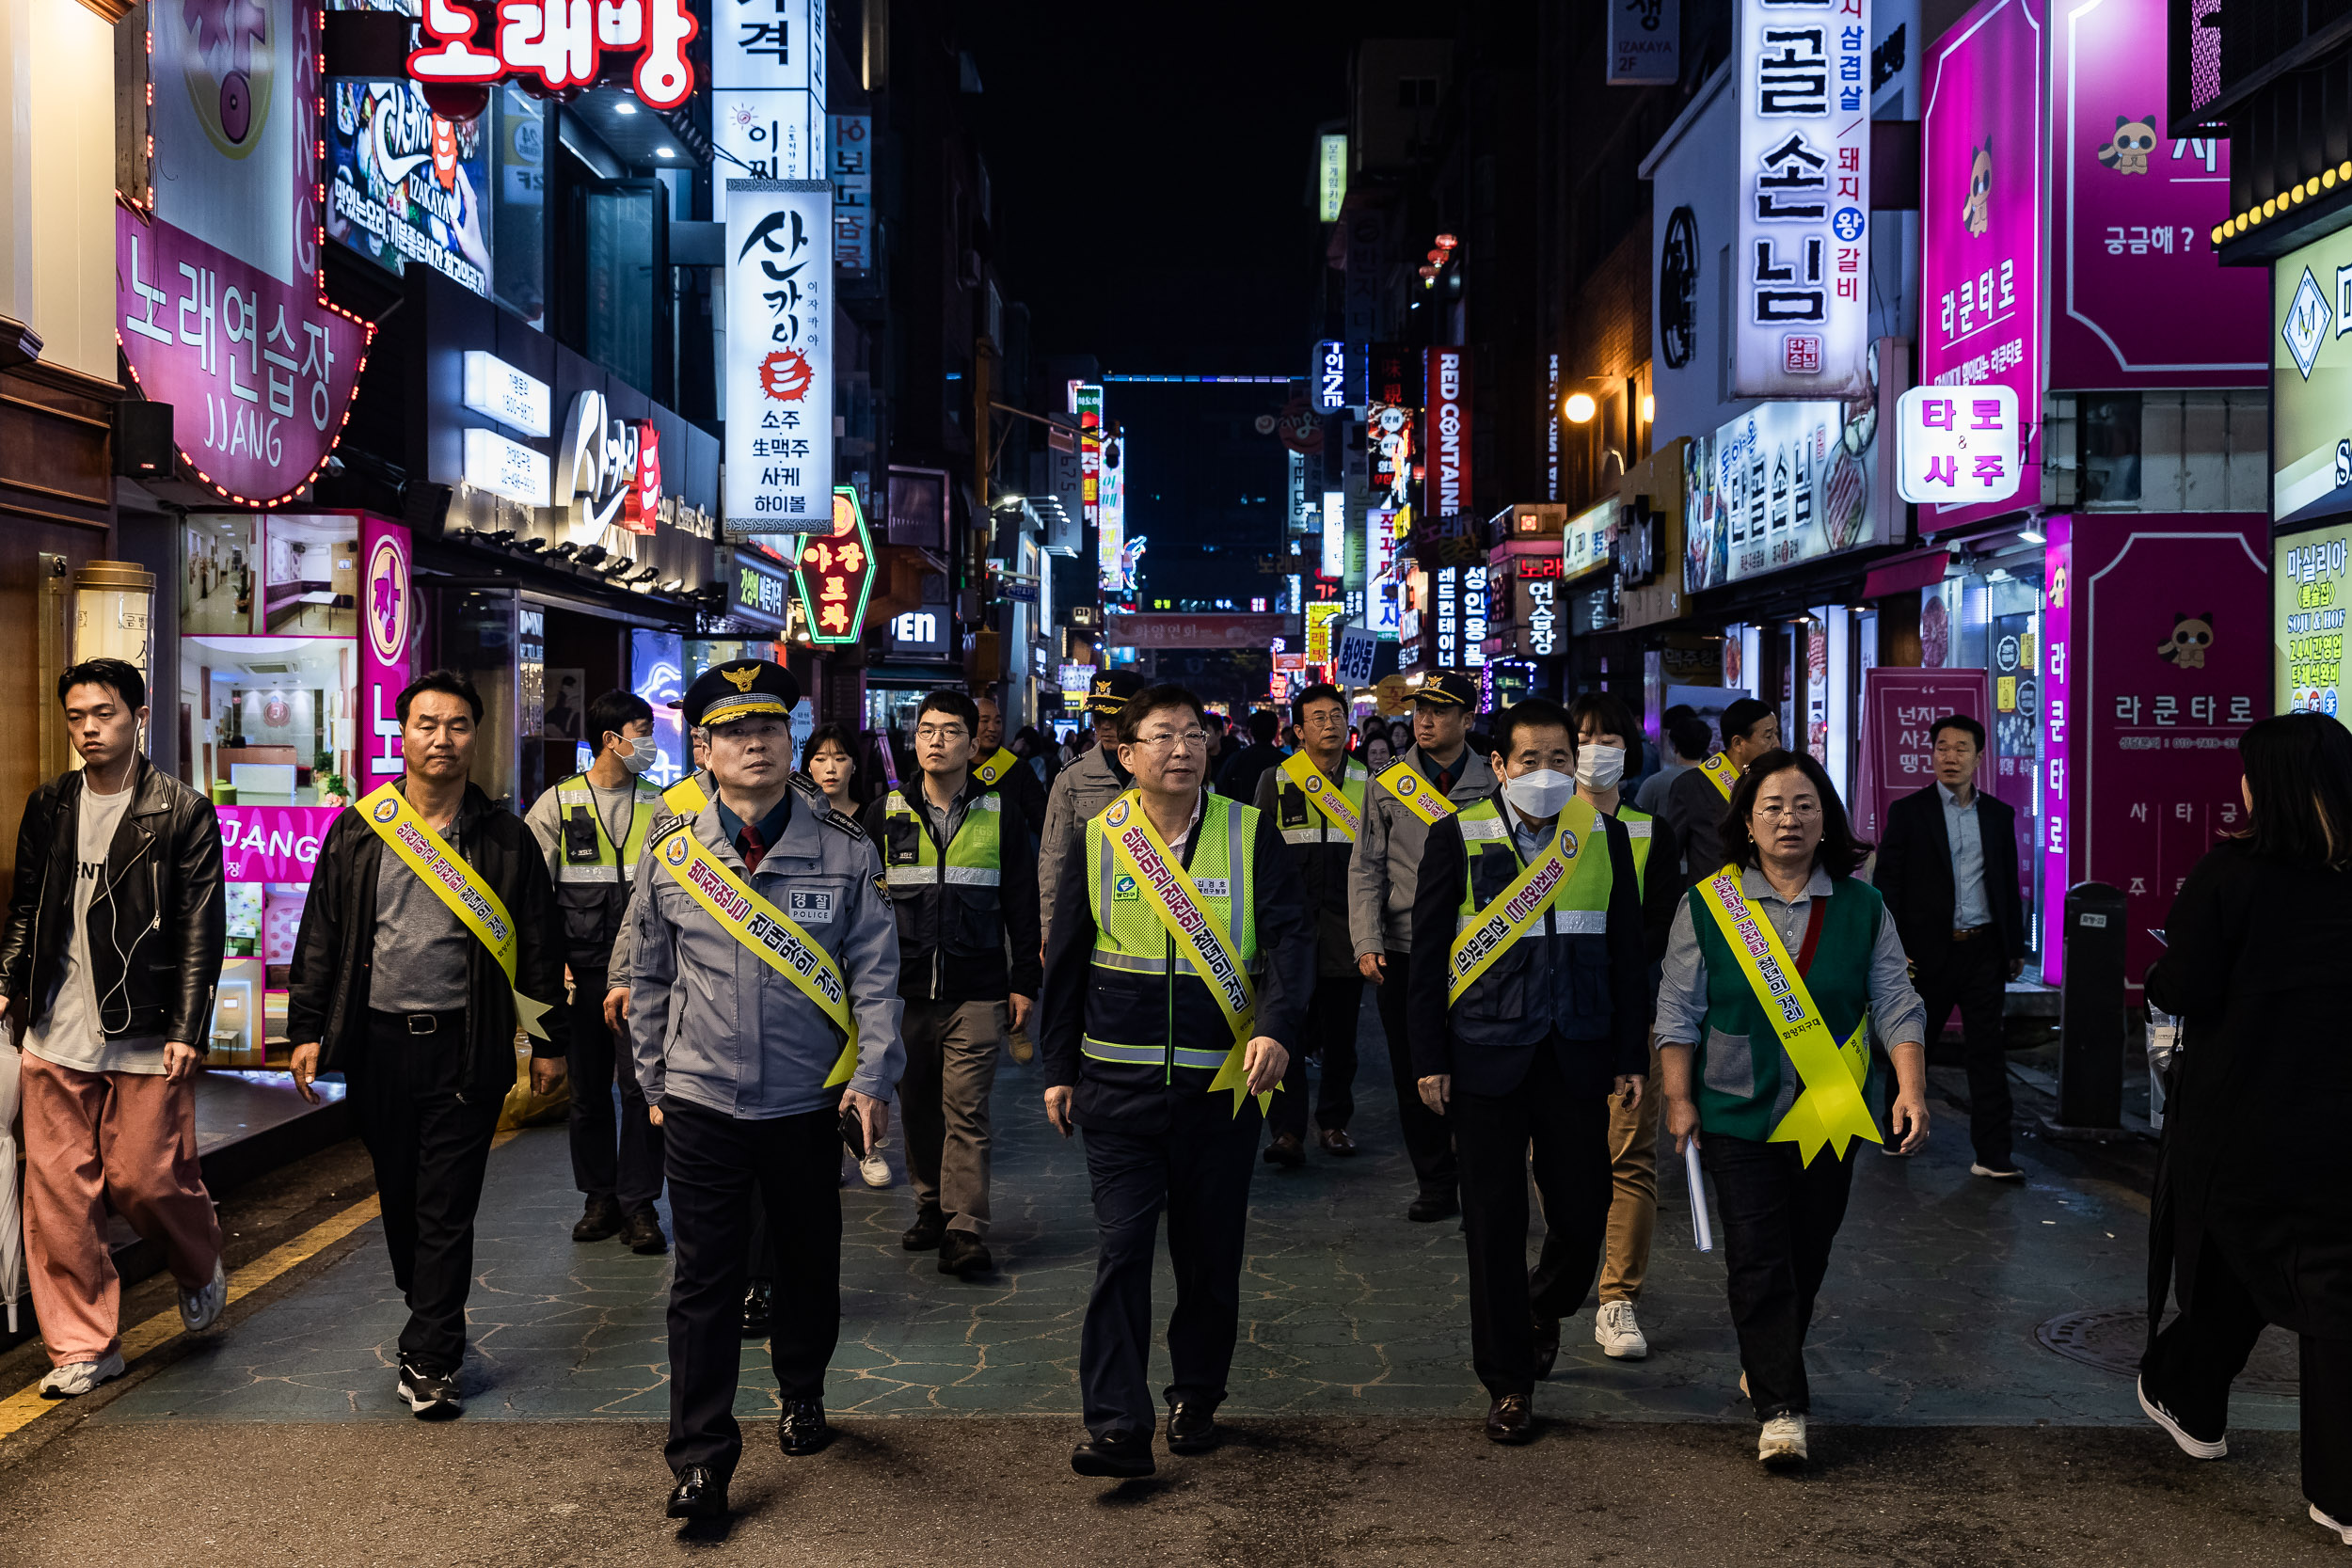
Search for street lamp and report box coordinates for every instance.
[1563,392,1597,424]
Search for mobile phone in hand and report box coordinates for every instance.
[838,1103,867,1160]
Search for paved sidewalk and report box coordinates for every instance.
[93,993,2294,1432]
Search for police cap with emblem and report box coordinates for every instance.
[681,658,802,729]
[1406,671,1479,710]
[1082,668,1148,714]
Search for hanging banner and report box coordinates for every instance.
[724,180,833,539]
[1732,0,1872,398]
[829,112,873,271]
[712,0,825,180]
[360,517,417,784]
[1423,346,1470,519]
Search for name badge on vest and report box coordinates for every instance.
[1191,878,1231,898]
[788,889,837,925]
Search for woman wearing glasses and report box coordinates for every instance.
[1653,750,1929,1468]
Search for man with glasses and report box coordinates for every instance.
[1040,685,1314,1478]
[861,691,1040,1276]
[1254,682,1371,1165]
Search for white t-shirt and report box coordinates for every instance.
[26,782,167,1075]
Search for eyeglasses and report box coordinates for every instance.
[1133,729,1211,753]
[914,723,970,741]
[1752,801,1823,821]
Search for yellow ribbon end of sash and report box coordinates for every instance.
[1206,1039,1274,1118]
[822,1037,859,1090]
[513,989,554,1042]
[1767,1079,1883,1165]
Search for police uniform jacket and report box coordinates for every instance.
[1252,754,1365,978]
[1038,789,1315,1134]
[626,789,905,1119]
[858,775,1041,1004]
[1037,741,1132,954]
[1346,744,1498,959]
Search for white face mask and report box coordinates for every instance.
[615,734,657,774]
[1502,768,1575,819]
[1575,743,1626,792]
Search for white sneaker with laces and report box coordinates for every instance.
[39,1351,127,1400]
[1594,1299,1650,1359]
[180,1257,228,1333]
[859,1148,893,1189]
[1757,1412,1808,1466]
[2312,1504,2352,1545]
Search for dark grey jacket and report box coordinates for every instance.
[1346,744,1497,958]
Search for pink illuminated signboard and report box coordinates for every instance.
[360,517,418,786]
[1920,0,2043,533]
[1853,668,1993,844]
[2049,0,2264,388]
[216,806,344,884]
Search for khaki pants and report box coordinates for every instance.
[1598,1040,1663,1304]
[899,999,1001,1236]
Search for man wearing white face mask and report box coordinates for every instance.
[1406,698,1650,1444]
[527,689,670,1252]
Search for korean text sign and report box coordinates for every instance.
[1920,0,2042,532]
[1895,385,2020,503]
[2271,226,2352,527]
[2277,523,2352,716]
[713,0,825,180]
[1732,0,1871,398]
[791,489,876,643]
[724,181,833,539]
[1852,669,1991,842]
[409,0,696,108]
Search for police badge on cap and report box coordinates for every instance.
[682,659,801,729]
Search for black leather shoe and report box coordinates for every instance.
[665,1465,728,1520]
[1263,1132,1306,1169]
[1533,1317,1562,1381]
[572,1196,622,1243]
[622,1208,669,1255]
[938,1230,994,1277]
[1167,1402,1217,1454]
[739,1282,772,1339]
[778,1398,832,1455]
[1485,1394,1534,1445]
[1407,1192,1459,1223]
[1071,1432,1155,1478]
[902,1205,947,1251]
[1319,1128,1359,1156]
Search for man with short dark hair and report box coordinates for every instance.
[1872,712,2027,1179]
[1633,706,1707,816]
[863,689,1040,1276]
[288,670,569,1420]
[526,688,668,1253]
[1661,697,1781,889]
[1216,709,1286,801]
[0,659,229,1397]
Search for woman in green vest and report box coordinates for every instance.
[1654,750,1929,1469]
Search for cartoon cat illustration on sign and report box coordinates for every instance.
[2158,612,2215,669]
[2097,114,2160,176]
[1963,137,1994,236]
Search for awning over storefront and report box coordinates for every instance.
[1861,546,1953,600]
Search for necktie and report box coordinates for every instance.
[737,825,766,872]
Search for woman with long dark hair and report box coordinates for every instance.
[2138,710,2352,1547]
[1653,749,1928,1467]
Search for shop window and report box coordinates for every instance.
[582,182,667,398]
[2080,393,2142,504]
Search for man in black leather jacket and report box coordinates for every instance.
[0,658,228,1397]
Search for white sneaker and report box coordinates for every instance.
[1757,1412,1808,1466]
[2312,1504,2352,1544]
[38,1351,127,1400]
[179,1257,228,1333]
[858,1148,893,1189]
[1594,1300,1650,1359]
[2137,1375,2228,1459]
[1970,1163,2026,1181]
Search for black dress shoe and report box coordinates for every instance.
[572,1196,623,1243]
[1263,1132,1306,1169]
[739,1282,773,1339]
[778,1398,832,1455]
[1485,1394,1534,1445]
[1533,1317,1562,1380]
[938,1230,994,1277]
[1407,1192,1459,1223]
[902,1204,947,1251]
[1070,1432,1155,1478]
[1319,1128,1359,1156]
[1167,1402,1217,1454]
[622,1208,669,1255]
[665,1465,728,1520]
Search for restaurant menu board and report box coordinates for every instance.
[2278,521,2352,717]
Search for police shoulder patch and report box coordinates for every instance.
[821,809,868,842]
[872,871,891,896]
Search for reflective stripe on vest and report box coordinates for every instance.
[553,776,660,884]
[1453,796,1613,939]
[1081,794,1258,1069]
[881,789,1003,888]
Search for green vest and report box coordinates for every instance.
[1083,794,1262,1074]
[1686,874,1885,1141]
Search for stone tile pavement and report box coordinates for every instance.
[94,994,2297,1432]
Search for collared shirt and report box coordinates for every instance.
[1654,863,1928,1049]
[910,775,976,851]
[1423,748,1466,799]
[1942,782,1990,929]
[715,789,793,865]
[1497,792,1569,938]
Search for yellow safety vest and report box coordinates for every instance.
[881,789,1004,887]
[1082,793,1263,1074]
[551,774,660,884]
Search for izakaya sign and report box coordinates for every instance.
[723,180,832,539]
[409,0,698,109]
[791,488,876,643]
[1732,0,1872,398]
[1423,347,1470,518]
[122,0,371,507]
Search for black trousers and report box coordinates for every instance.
[346,1010,504,1377]
[565,966,664,1212]
[2142,1239,2352,1519]
[1375,949,1457,1198]
[661,1098,842,1478]
[1271,974,1365,1139]
[1915,936,2011,1166]
[1079,1095,1263,1440]
[1454,1046,1614,1398]
[1703,1132,1856,1421]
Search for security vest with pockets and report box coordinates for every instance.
[552,773,660,967]
[878,782,1005,996]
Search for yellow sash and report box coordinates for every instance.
[1698,752,1741,801]
[1373,759,1457,826]
[1694,865,1878,1165]
[1447,799,1597,1005]
[651,818,860,1089]
[663,772,711,816]
[1279,752,1361,840]
[356,783,552,1040]
[1098,790,1270,1117]
[974,748,1020,788]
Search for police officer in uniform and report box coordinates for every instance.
[1040,683,1314,1479]
[1038,668,1149,955]
[628,659,905,1521]
[525,689,669,1254]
